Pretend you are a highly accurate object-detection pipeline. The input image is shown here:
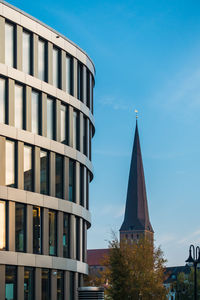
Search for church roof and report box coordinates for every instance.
[120,121,153,233]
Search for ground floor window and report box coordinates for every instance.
[5,265,17,300]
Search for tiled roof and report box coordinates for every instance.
[87,249,110,266]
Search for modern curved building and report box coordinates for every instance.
[0,1,95,299]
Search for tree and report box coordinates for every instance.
[91,235,167,300]
[173,269,200,299]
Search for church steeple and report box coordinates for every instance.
[120,120,154,242]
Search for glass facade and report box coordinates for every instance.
[5,266,17,300]
[15,203,26,252]
[42,269,50,300]
[0,77,5,124]
[24,267,34,300]
[69,272,74,300]
[6,140,15,187]
[24,145,33,191]
[15,84,23,129]
[5,22,14,67]
[53,47,59,88]
[49,210,57,256]
[76,217,80,260]
[86,70,90,108]
[80,165,84,207]
[63,213,70,258]
[0,200,6,250]
[69,159,75,202]
[40,150,49,195]
[60,104,68,144]
[83,117,87,156]
[47,97,54,140]
[77,63,83,101]
[23,31,31,74]
[33,206,42,254]
[31,90,39,134]
[56,154,63,198]
[73,110,79,150]
[66,55,72,94]
[57,271,64,300]
[38,39,46,81]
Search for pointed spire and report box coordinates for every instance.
[120,120,153,233]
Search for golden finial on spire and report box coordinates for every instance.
[135,109,138,119]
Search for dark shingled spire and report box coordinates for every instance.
[120,121,154,233]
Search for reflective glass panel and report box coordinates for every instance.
[24,267,34,300]
[15,203,26,252]
[47,98,54,140]
[0,201,6,250]
[66,55,71,94]
[83,117,87,156]
[63,213,70,258]
[6,140,15,187]
[40,150,49,195]
[69,272,74,300]
[73,110,79,150]
[86,70,90,108]
[33,206,42,254]
[49,210,57,256]
[23,31,31,74]
[15,84,23,129]
[60,104,67,144]
[5,23,14,67]
[56,154,63,199]
[77,63,83,101]
[57,271,64,300]
[69,159,75,202]
[0,78,5,123]
[38,39,46,81]
[42,269,50,300]
[79,165,84,207]
[31,90,39,134]
[53,47,59,88]
[24,145,33,191]
[6,266,17,300]
[76,217,80,260]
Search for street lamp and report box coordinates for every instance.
[185,245,200,300]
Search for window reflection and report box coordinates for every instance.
[63,213,70,258]
[0,78,5,124]
[33,206,42,254]
[49,210,57,256]
[69,159,75,202]
[40,150,49,195]
[6,265,17,300]
[56,154,63,199]
[23,31,31,74]
[6,140,15,187]
[53,47,59,88]
[76,217,80,260]
[15,84,23,129]
[24,145,33,191]
[47,98,54,140]
[86,70,90,108]
[69,272,74,300]
[0,201,6,250]
[66,55,72,94]
[77,63,83,101]
[42,269,50,300]
[31,90,39,134]
[83,117,87,156]
[5,22,14,67]
[57,270,64,300]
[60,104,68,144]
[15,203,26,252]
[73,110,79,150]
[24,267,34,300]
[80,165,84,207]
[38,39,46,81]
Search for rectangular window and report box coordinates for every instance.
[38,39,46,81]
[15,84,23,129]
[76,217,80,260]
[69,272,74,300]
[80,165,84,207]
[73,110,79,150]
[0,77,6,124]
[57,270,64,300]
[83,117,87,156]
[15,203,26,252]
[69,159,75,202]
[6,140,15,187]
[77,63,83,101]
[63,213,70,258]
[53,47,60,88]
[49,210,57,256]
[24,145,33,191]
[24,267,34,300]
[5,22,15,67]
[0,200,6,250]
[6,266,17,300]
[90,74,94,114]
[33,206,42,254]
[89,124,92,161]
[66,54,72,94]
[47,97,54,140]
[31,90,39,135]
[42,269,50,300]
[23,30,31,74]
[60,104,68,144]
[82,221,85,262]
[86,70,90,108]
[86,171,90,210]
[56,154,63,199]
[40,150,49,195]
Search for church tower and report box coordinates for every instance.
[120,120,154,243]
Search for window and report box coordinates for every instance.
[5,22,15,67]
[40,150,49,195]
[6,266,17,300]
[77,62,83,101]
[57,271,64,300]
[89,124,92,160]
[69,159,75,202]
[24,267,34,300]
[86,70,90,108]
[63,213,70,258]
[49,210,57,256]
[15,84,23,129]
[56,154,63,199]
[90,74,94,113]
[66,54,72,94]
[42,269,50,300]
[0,77,6,124]
[53,47,60,88]
[24,145,33,191]
[80,165,84,207]
[83,117,87,156]
[0,200,6,250]
[76,217,80,260]
[38,39,46,81]
[69,272,74,300]
[6,140,15,187]
[23,30,31,74]
[73,110,79,150]
[82,221,85,262]
[33,206,42,254]
[60,104,68,144]
[15,203,26,252]
[31,90,40,134]
[86,170,89,210]
[47,97,54,140]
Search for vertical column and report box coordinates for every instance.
[56,99,61,142]
[25,86,31,132]
[0,265,5,300]
[64,271,70,300]
[17,141,24,190]
[68,106,73,148]
[0,17,5,64]
[41,92,47,137]
[26,204,33,253]
[51,270,57,300]
[42,208,49,255]
[34,146,40,193]
[79,113,83,154]
[64,157,69,201]
[17,266,24,300]
[70,215,76,259]
[8,201,15,251]
[0,136,5,186]
[47,42,53,85]
[33,34,38,78]
[76,162,80,205]
[73,58,78,98]
[35,268,41,300]
[16,25,22,71]
[61,50,66,91]
[79,218,83,262]
[83,66,87,105]
[57,211,63,257]
[50,152,55,197]
[74,272,78,300]
[8,78,15,126]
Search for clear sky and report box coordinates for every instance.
[8,0,200,266]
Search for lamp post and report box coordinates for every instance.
[185,245,200,300]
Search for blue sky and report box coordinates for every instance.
[9,0,200,266]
